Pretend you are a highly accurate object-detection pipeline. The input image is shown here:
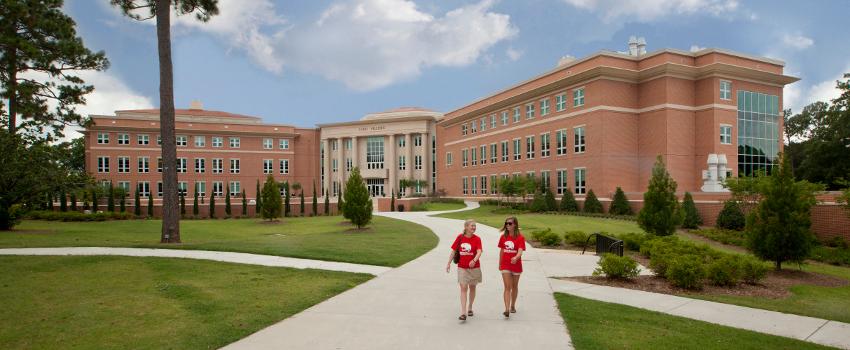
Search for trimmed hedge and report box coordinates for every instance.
[690,228,747,247]
[593,253,640,279]
[27,210,135,222]
[564,230,595,248]
[531,228,562,246]
[717,200,746,230]
[667,255,705,289]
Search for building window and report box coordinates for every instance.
[194,136,205,147]
[346,139,352,150]
[720,125,732,144]
[138,157,150,173]
[471,147,478,166]
[490,175,498,195]
[138,181,150,197]
[526,136,535,159]
[157,157,162,172]
[540,98,550,116]
[462,149,468,167]
[366,136,384,169]
[398,155,406,170]
[461,123,468,136]
[196,182,206,197]
[471,120,477,133]
[462,177,468,195]
[574,126,586,153]
[480,145,487,165]
[138,134,150,145]
[557,170,568,195]
[97,132,109,144]
[195,158,205,173]
[497,141,506,162]
[480,117,487,131]
[229,181,241,196]
[501,111,508,126]
[279,139,289,149]
[415,155,423,170]
[490,143,497,163]
[213,182,223,197]
[118,181,130,194]
[471,176,477,195]
[331,140,338,151]
[157,135,162,145]
[157,182,163,197]
[177,158,187,173]
[97,156,109,173]
[525,103,535,119]
[212,158,223,174]
[541,170,551,190]
[263,159,273,174]
[332,159,338,173]
[490,114,497,129]
[178,181,188,196]
[556,93,567,112]
[574,168,586,194]
[398,137,405,148]
[446,152,453,166]
[738,90,780,176]
[212,136,223,147]
[263,138,273,149]
[230,159,240,174]
[176,135,187,147]
[414,134,422,147]
[118,156,129,173]
[346,158,352,172]
[573,87,585,107]
[513,139,521,161]
[118,133,129,145]
[720,80,732,100]
[513,107,521,123]
[480,176,488,195]
[540,133,551,157]
[280,159,290,174]
[229,137,240,148]
[556,129,568,155]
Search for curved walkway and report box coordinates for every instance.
[222,202,574,349]
[0,247,390,276]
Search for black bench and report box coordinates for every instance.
[581,233,624,257]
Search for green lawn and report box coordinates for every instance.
[0,255,371,350]
[417,202,467,211]
[436,205,642,235]
[2,216,437,267]
[555,293,834,350]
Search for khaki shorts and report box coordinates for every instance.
[457,268,482,285]
[499,270,522,276]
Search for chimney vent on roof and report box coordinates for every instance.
[637,37,647,55]
[628,36,638,56]
[189,100,203,110]
[557,55,576,67]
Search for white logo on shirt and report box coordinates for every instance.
[460,243,472,253]
[504,241,515,250]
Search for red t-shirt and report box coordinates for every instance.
[452,234,482,269]
[498,234,526,272]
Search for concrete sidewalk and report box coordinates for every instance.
[222,202,574,350]
[0,247,390,275]
[550,278,850,349]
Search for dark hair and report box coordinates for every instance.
[501,216,520,237]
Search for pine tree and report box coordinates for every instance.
[312,183,318,217]
[299,188,305,216]
[241,190,247,217]
[337,190,344,216]
[324,189,330,216]
[147,195,154,218]
[120,192,126,213]
[343,167,372,228]
[717,200,745,230]
[209,193,216,219]
[134,189,141,216]
[83,193,89,211]
[544,188,557,211]
[255,179,262,217]
[47,193,54,211]
[180,192,186,216]
[559,189,579,212]
[70,192,77,212]
[107,184,115,212]
[225,186,232,217]
[59,189,67,212]
[747,156,822,270]
[390,190,396,212]
[582,189,604,213]
[283,182,291,217]
[681,192,702,229]
[260,175,282,220]
[609,187,633,215]
[638,156,682,236]
[91,188,99,212]
[193,189,199,217]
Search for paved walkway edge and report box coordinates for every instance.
[0,247,391,275]
[549,278,850,349]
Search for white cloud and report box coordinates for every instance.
[782,33,814,50]
[690,45,706,52]
[561,0,739,23]
[784,64,849,113]
[277,0,518,91]
[506,47,524,61]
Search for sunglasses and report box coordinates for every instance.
[504,222,515,226]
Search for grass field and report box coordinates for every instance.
[436,205,641,235]
[2,216,437,267]
[417,202,467,211]
[0,255,370,350]
[555,293,834,350]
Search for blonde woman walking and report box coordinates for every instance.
[498,216,525,317]
[446,219,482,321]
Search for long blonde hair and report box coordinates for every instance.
[501,216,520,238]
[463,219,476,236]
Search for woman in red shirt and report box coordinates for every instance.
[446,219,482,321]
[498,216,525,318]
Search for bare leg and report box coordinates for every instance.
[468,284,477,313]
[501,272,513,313]
[511,274,521,312]
[459,284,468,316]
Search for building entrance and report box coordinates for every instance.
[366,179,385,197]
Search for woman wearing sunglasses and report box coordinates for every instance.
[498,216,525,318]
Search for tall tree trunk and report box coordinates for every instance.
[8,46,17,134]
[157,1,180,243]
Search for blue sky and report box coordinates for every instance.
[62,0,850,130]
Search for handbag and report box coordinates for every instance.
[453,234,461,264]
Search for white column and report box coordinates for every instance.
[387,134,396,197]
[336,138,345,195]
[351,136,359,171]
[423,132,432,195]
[322,139,330,197]
[405,133,413,197]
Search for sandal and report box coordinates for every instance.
[503,311,510,318]
[467,310,474,317]
[459,314,467,321]
[510,307,517,313]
